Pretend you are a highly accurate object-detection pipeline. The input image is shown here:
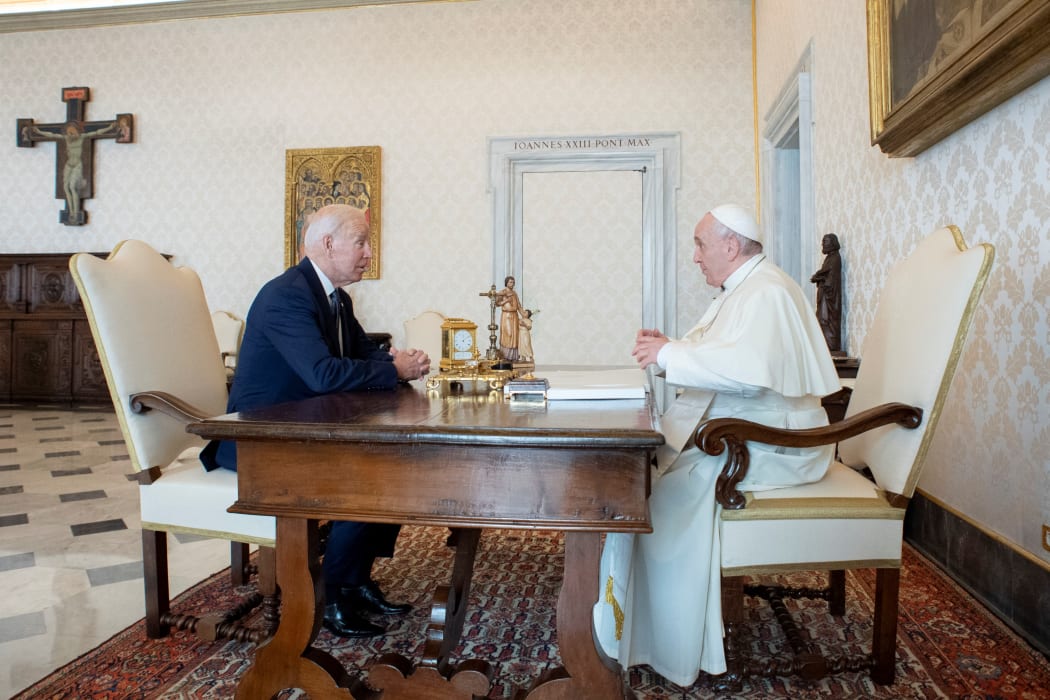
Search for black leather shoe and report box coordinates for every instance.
[322,602,385,638]
[342,581,412,616]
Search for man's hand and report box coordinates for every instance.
[632,328,668,369]
[391,347,431,380]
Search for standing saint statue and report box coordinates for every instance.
[495,275,522,362]
[518,309,536,362]
[810,233,843,355]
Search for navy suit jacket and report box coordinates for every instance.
[202,257,397,471]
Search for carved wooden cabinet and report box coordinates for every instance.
[0,253,109,403]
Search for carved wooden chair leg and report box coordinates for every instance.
[713,575,745,692]
[142,531,277,644]
[828,570,846,616]
[142,528,171,639]
[764,588,826,680]
[871,568,900,685]
[231,541,250,587]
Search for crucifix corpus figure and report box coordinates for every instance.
[17,86,133,226]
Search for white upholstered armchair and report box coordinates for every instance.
[696,226,993,687]
[404,309,446,367]
[70,240,276,642]
[211,309,245,385]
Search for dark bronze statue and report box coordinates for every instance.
[811,233,843,355]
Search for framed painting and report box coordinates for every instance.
[284,146,382,277]
[867,0,1050,157]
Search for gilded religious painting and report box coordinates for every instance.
[867,0,1050,156]
[284,146,381,277]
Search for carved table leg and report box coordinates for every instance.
[369,527,492,699]
[521,531,635,700]
[257,545,281,638]
[236,517,360,700]
[427,527,482,669]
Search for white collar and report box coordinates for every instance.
[722,254,765,294]
[308,257,338,298]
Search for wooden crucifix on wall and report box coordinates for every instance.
[17,87,133,226]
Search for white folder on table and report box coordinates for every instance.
[543,368,648,400]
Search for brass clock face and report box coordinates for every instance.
[441,318,478,370]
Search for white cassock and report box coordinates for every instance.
[593,255,841,686]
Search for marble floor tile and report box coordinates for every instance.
[0,408,234,698]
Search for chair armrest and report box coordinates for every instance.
[695,402,923,510]
[129,391,212,423]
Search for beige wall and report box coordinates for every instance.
[0,0,754,350]
[6,0,1044,566]
[756,0,1050,564]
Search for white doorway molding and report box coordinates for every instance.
[488,132,681,338]
[761,43,815,294]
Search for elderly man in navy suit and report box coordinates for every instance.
[202,204,431,638]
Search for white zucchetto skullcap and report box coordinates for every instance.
[709,204,762,244]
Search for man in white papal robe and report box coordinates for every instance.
[593,204,840,686]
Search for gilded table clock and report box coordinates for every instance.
[440,317,478,370]
[428,317,525,393]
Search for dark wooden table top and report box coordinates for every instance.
[187,383,663,532]
[188,383,663,449]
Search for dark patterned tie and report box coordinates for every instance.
[329,291,344,357]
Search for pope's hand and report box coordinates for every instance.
[632,329,668,369]
[636,328,666,341]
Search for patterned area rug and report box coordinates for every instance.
[15,526,1050,699]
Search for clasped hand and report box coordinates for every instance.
[391,347,431,380]
[632,328,668,369]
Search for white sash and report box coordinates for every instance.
[654,388,714,471]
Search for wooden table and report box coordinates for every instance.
[187,384,661,700]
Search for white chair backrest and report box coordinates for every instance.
[211,310,244,366]
[404,310,446,367]
[838,226,993,497]
[71,240,229,472]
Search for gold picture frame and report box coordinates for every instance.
[867,0,1050,157]
[284,146,382,277]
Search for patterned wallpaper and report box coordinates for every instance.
[0,0,754,357]
[4,0,1045,565]
[522,170,643,366]
[756,0,1050,564]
